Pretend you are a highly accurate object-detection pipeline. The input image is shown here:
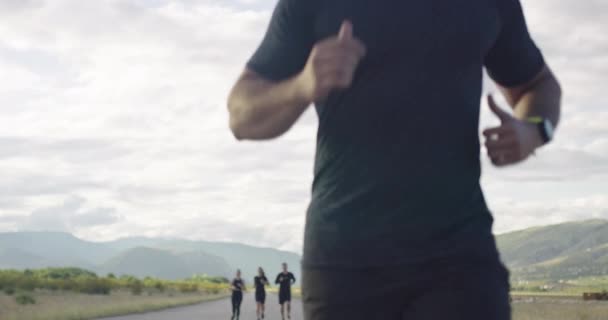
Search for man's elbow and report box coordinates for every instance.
[227,108,281,141]
[553,78,563,125]
[226,96,288,141]
[553,75,563,102]
[229,116,247,141]
[543,67,563,103]
[227,96,254,141]
[227,102,249,141]
[230,119,286,141]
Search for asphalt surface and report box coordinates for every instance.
[98,293,303,320]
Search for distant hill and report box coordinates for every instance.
[100,247,231,280]
[496,219,608,280]
[5,220,604,282]
[104,238,302,282]
[0,231,301,282]
[0,248,53,269]
[0,231,112,267]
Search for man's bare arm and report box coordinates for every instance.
[227,21,366,141]
[227,69,310,140]
[498,65,562,127]
[483,65,562,166]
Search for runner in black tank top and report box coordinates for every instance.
[230,269,245,320]
[254,267,269,320]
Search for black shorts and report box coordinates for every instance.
[256,290,266,303]
[302,253,511,320]
[279,290,291,304]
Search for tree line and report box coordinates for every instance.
[0,267,230,296]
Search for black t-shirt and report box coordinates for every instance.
[232,278,244,294]
[275,272,296,291]
[254,275,268,292]
[247,0,545,267]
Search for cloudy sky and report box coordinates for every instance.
[0,0,606,254]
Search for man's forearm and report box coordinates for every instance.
[228,72,310,140]
[510,69,562,127]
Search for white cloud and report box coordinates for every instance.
[490,194,608,234]
[16,195,122,232]
[0,0,606,253]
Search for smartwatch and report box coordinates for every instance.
[527,116,554,144]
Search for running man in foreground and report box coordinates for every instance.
[230,270,245,320]
[254,267,269,320]
[228,0,561,319]
[275,263,296,320]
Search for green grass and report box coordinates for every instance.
[512,295,608,320]
[512,291,580,297]
[0,290,229,320]
[510,275,608,298]
[0,267,231,320]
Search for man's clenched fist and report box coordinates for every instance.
[296,20,367,104]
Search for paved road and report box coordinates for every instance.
[99,293,303,320]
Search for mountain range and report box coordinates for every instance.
[496,219,608,280]
[1,219,607,281]
[0,232,301,282]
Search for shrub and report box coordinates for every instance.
[19,277,37,291]
[47,281,60,291]
[154,281,165,293]
[178,283,198,293]
[130,280,144,295]
[15,293,36,305]
[59,279,77,291]
[190,274,229,284]
[0,268,228,297]
[78,278,112,295]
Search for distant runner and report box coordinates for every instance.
[254,267,269,320]
[230,269,245,320]
[275,263,296,320]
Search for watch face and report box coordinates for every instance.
[544,119,554,141]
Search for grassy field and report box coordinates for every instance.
[2,289,606,320]
[0,267,231,319]
[0,290,228,320]
[508,275,608,319]
[511,295,608,320]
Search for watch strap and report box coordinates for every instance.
[526,116,550,144]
